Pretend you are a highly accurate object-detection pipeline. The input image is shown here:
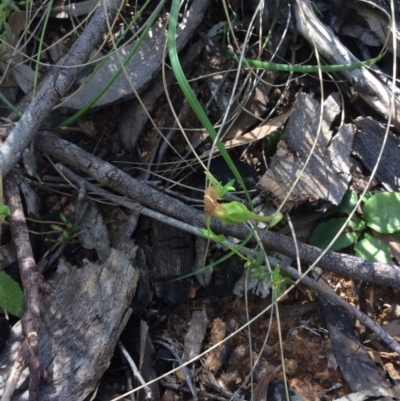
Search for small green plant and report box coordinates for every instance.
[309,190,400,263]
[199,172,288,297]
[202,171,282,235]
[50,212,75,241]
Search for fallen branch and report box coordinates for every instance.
[3,172,52,401]
[34,130,400,289]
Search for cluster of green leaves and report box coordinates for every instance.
[309,191,400,263]
[51,212,74,240]
[200,172,291,299]
[244,251,294,301]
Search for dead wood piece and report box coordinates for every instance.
[33,130,400,289]
[292,0,400,130]
[0,0,124,178]
[0,240,139,400]
[138,321,159,400]
[259,92,354,210]
[353,117,400,191]
[75,199,111,262]
[62,0,210,110]
[318,295,389,391]
[151,219,193,303]
[3,172,52,401]
[182,310,208,363]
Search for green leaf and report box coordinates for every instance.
[309,217,360,251]
[60,213,67,223]
[204,171,235,197]
[0,204,11,216]
[4,22,12,38]
[268,212,283,227]
[200,228,225,243]
[0,272,23,317]
[264,130,281,157]
[354,233,392,264]
[51,224,63,232]
[363,192,400,233]
[9,1,21,12]
[336,190,358,215]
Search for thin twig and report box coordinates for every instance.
[3,172,52,401]
[34,130,400,289]
[118,342,152,401]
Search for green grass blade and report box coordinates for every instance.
[168,0,251,202]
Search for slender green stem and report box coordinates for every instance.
[229,49,386,72]
[168,0,250,201]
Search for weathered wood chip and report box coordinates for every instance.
[0,241,139,400]
[353,117,400,192]
[259,92,354,210]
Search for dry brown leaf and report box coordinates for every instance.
[223,110,293,150]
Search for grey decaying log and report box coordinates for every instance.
[292,0,400,130]
[33,130,400,290]
[259,92,354,210]
[353,116,400,191]
[0,242,139,401]
[0,0,124,178]
[62,0,210,110]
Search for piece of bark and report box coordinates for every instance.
[259,92,354,210]
[182,309,208,363]
[138,321,159,400]
[353,117,400,191]
[0,241,139,400]
[62,0,209,110]
[76,199,111,262]
[151,219,193,303]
